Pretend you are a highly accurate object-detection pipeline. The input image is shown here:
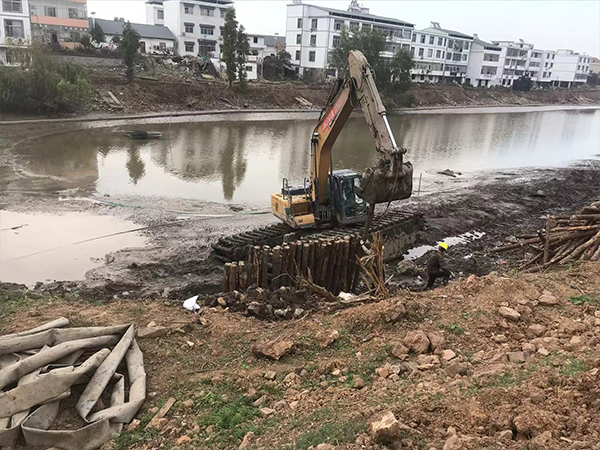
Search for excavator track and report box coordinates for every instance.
[212,210,423,262]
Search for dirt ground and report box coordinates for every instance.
[2,259,600,449]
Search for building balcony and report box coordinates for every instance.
[30,15,88,28]
[480,73,496,78]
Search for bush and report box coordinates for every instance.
[512,75,533,92]
[0,45,90,114]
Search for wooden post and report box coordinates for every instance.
[314,239,325,285]
[238,261,246,291]
[222,263,231,292]
[321,242,332,289]
[300,243,310,277]
[543,216,551,264]
[272,246,282,289]
[338,238,350,294]
[308,240,316,281]
[346,237,358,292]
[327,240,340,292]
[261,246,270,288]
[229,262,238,292]
[281,245,291,286]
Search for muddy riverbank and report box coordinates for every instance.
[1,107,599,298]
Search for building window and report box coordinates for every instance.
[350,22,359,31]
[184,3,193,14]
[334,20,343,31]
[68,8,78,19]
[2,0,21,13]
[70,31,80,42]
[200,26,214,35]
[159,42,166,50]
[438,37,443,46]
[220,8,227,18]
[436,49,441,58]
[311,18,317,29]
[418,48,424,57]
[185,41,194,52]
[157,9,164,19]
[4,19,24,38]
[253,36,258,44]
[410,46,415,56]
[44,6,57,16]
[446,52,452,60]
[420,34,425,44]
[309,51,315,62]
[200,7,214,16]
[310,34,316,46]
[403,29,411,39]
[246,65,253,72]
[297,18,302,28]
[427,48,433,57]
[332,35,340,47]
[401,43,409,51]
[295,50,300,60]
[411,33,416,42]
[429,36,434,45]
[296,34,301,44]
[184,23,194,33]
[462,54,467,61]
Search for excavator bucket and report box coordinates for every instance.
[356,159,414,205]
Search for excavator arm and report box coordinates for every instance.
[310,50,413,207]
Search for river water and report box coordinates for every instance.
[12,106,600,205]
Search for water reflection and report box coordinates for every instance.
[10,108,600,205]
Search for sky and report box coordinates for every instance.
[87,0,600,56]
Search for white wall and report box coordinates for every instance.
[101,33,175,54]
[0,0,32,65]
[146,3,164,25]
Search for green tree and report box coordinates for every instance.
[329,26,386,75]
[90,21,106,47]
[587,72,599,86]
[236,24,250,84]
[120,22,141,82]
[388,49,414,90]
[222,8,238,86]
[512,75,533,91]
[263,49,293,80]
[79,34,93,50]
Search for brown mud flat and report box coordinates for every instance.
[2,261,600,449]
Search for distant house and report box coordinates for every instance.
[89,18,177,55]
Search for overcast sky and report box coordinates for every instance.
[88,0,600,56]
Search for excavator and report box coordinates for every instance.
[271,50,413,231]
[213,51,420,262]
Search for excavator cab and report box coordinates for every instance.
[329,170,368,225]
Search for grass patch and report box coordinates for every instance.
[441,324,465,336]
[0,292,35,324]
[567,294,600,306]
[559,357,586,377]
[295,419,366,450]
[114,428,159,450]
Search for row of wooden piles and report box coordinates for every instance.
[493,202,600,272]
[222,235,364,295]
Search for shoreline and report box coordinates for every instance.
[1,103,599,127]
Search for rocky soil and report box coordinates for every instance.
[3,261,600,449]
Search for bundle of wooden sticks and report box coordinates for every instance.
[493,201,600,272]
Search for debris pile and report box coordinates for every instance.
[0,318,145,449]
[494,201,600,272]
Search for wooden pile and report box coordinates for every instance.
[222,235,363,295]
[494,201,600,272]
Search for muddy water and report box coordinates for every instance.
[10,107,600,206]
[0,211,147,285]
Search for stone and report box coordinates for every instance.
[533,430,553,445]
[391,342,410,359]
[498,430,513,441]
[293,308,305,318]
[252,396,266,407]
[259,407,275,416]
[126,419,140,431]
[527,324,546,338]
[283,372,301,388]
[569,335,585,349]
[466,274,477,284]
[264,371,277,380]
[397,259,419,275]
[507,351,531,364]
[446,361,470,377]
[314,445,335,450]
[403,331,431,354]
[182,399,194,408]
[416,354,440,366]
[289,400,299,410]
[316,330,339,348]
[247,302,262,316]
[331,369,341,376]
[498,307,521,321]
[538,290,559,306]
[217,297,227,307]
[522,343,536,353]
[353,376,366,389]
[251,339,294,360]
[239,431,256,449]
[558,319,587,336]
[147,321,157,328]
[177,435,192,445]
[441,349,457,362]
[443,434,463,450]
[376,366,390,378]
[492,334,508,343]
[370,411,401,443]
[137,326,168,339]
[427,331,445,351]
[538,347,550,356]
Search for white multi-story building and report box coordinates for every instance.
[550,49,591,87]
[149,0,232,57]
[536,49,556,86]
[465,35,502,87]
[410,22,472,84]
[146,0,164,26]
[0,0,31,65]
[29,0,88,48]
[91,18,177,54]
[286,0,414,79]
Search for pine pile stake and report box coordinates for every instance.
[493,201,600,272]
[356,233,388,297]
